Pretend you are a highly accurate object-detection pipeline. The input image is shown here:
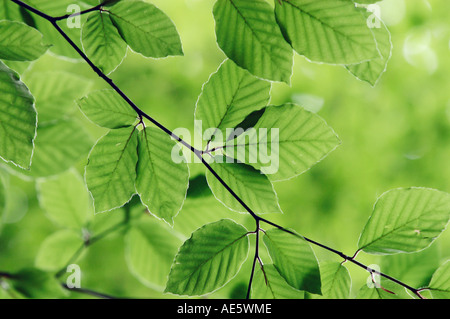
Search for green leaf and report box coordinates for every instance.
[125,218,182,290]
[1,184,28,225]
[346,11,392,86]
[165,219,249,296]
[24,0,78,16]
[10,268,66,299]
[108,0,183,58]
[225,103,341,181]
[36,169,92,229]
[0,0,23,21]
[24,71,92,123]
[85,126,138,213]
[263,228,321,294]
[251,264,305,299]
[35,230,84,272]
[318,261,351,299]
[275,0,378,64]
[81,11,128,74]
[173,188,247,238]
[358,188,450,255]
[0,61,36,169]
[27,119,93,177]
[26,0,87,60]
[136,128,189,225]
[0,173,5,215]
[0,20,49,61]
[213,0,293,83]
[2,60,32,75]
[428,261,450,299]
[205,156,281,214]
[356,281,408,299]
[194,59,271,141]
[381,244,440,288]
[351,0,381,4]
[77,89,138,129]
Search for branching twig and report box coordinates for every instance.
[246,219,261,299]
[9,0,426,300]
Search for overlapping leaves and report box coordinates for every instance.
[213,0,391,85]
[195,60,339,215]
[79,90,189,223]
[0,62,36,169]
[165,219,250,296]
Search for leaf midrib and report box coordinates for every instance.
[174,231,248,291]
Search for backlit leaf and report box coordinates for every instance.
[0,20,49,61]
[0,61,36,169]
[358,188,450,255]
[85,126,138,213]
[206,156,281,214]
[213,0,293,83]
[263,228,321,294]
[108,0,183,58]
[136,127,189,225]
[275,0,378,64]
[165,219,249,296]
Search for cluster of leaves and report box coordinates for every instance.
[0,0,449,299]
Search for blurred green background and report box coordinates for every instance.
[1,0,449,298]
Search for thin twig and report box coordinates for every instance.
[246,219,260,299]
[53,0,113,21]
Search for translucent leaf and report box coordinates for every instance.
[27,119,93,177]
[0,21,49,61]
[31,14,84,60]
[77,89,138,129]
[381,244,440,288]
[213,0,293,83]
[0,61,36,169]
[346,10,393,86]
[275,0,378,64]
[37,169,92,229]
[428,261,450,299]
[24,0,78,16]
[263,228,321,294]
[35,230,84,272]
[194,59,271,141]
[85,126,138,213]
[108,0,183,58]
[0,0,23,21]
[224,103,341,181]
[0,173,5,215]
[24,71,92,123]
[165,219,249,296]
[1,185,28,224]
[356,284,403,299]
[358,188,450,255]
[317,261,351,299]
[251,264,305,299]
[81,11,128,74]
[173,182,248,238]
[125,218,182,290]
[136,128,189,225]
[205,156,282,215]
